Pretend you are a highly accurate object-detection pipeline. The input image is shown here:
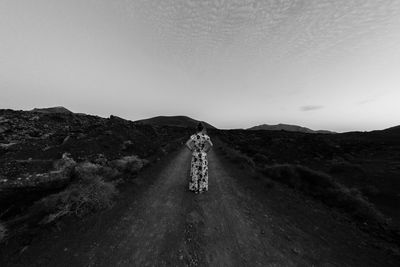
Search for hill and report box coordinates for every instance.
[30,106,73,114]
[381,125,400,134]
[0,108,192,242]
[214,127,400,233]
[134,115,216,129]
[247,123,334,134]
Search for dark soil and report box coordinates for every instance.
[1,147,399,266]
[210,128,400,227]
[0,109,192,233]
[1,110,399,266]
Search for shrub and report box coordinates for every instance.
[54,152,76,172]
[111,155,146,175]
[73,162,103,180]
[261,164,387,227]
[121,140,134,151]
[73,161,121,182]
[31,162,118,225]
[72,161,123,184]
[100,166,121,182]
[323,186,387,226]
[0,222,6,243]
[93,153,108,166]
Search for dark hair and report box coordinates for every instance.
[196,122,205,132]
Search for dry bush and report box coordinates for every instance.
[99,166,121,181]
[73,162,120,182]
[0,222,6,243]
[111,155,146,175]
[261,164,387,227]
[31,162,118,225]
[54,152,77,172]
[74,162,101,177]
[25,155,148,226]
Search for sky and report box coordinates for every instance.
[1,0,400,132]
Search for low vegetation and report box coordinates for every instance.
[215,137,392,235]
[0,152,151,242]
[0,222,6,243]
[1,109,193,241]
[328,161,364,175]
[218,145,255,170]
[32,170,117,225]
[261,164,388,227]
[110,155,148,176]
[28,153,149,225]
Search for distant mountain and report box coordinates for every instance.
[134,115,216,129]
[30,106,73,114]
[247,123,335,134]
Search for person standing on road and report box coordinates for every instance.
[185,122,213,194]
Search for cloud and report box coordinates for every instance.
[300,105,324,111]
[356,93,384,105]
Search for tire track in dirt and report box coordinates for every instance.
[89,148,193,266]
[186,150,298,266]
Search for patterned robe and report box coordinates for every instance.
[189,132,212,193]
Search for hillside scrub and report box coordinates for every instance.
[73,162,120,182]
[0,109,191,185]
[29,153,151,225]
[0,222,6,243]
[110,155,148,176]
[217,143,255,170]
[215,137,392,235]
[11,153,147,228]
[31,161,118,225]
[261,164,388,227]
[328,161,365,175]
[0,109,194,244]
[0,154,77,220]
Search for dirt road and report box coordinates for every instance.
[2,148,399,266]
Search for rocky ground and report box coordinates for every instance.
[1,109,399,266]
[211,128,400,237]
[0,109,192,238]
[1,147,399,266]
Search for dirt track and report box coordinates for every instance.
[2,148,399,266]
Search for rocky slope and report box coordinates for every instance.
[247,123,334,133]
[134,115,216,129]
[212,128,400,238]
[0,109,193,236]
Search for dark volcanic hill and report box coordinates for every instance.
[30,106,73,114]
[134,115,216,129]
[381,125,400,134]
[0,109,192,227]
[247,123,334,134]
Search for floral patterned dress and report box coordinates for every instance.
[189,132,213,193]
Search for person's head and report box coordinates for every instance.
[196,122,206,133]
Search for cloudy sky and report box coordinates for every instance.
[1,0,400,132]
